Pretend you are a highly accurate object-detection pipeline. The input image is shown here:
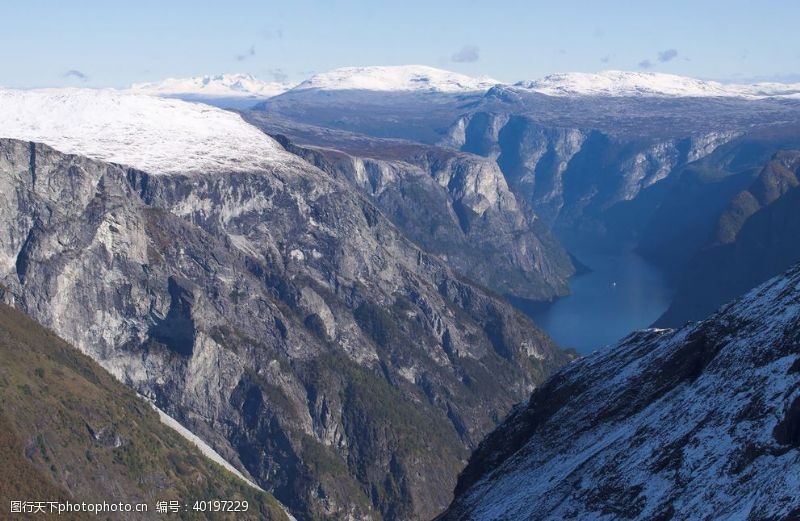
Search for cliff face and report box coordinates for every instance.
[712,150,800,245]
[0,139,570,520]
[441,261,800,521]
[443,111,738,230]
[270,135,574,301]
[250,82,800,307]
[657,150,800,326]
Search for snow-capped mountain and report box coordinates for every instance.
[441,261,800,520]
[256,66,501,143]
[290,65,499,93]
[131,73,294,99]
[128,68,800,100]
[516,70,800,98]
[0,88,296,174]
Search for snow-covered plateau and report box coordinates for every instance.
[128,67,800,101]
[131,73,294,99]
[288,65,499,93]
[515,70,800,98]
[0,88,298,174]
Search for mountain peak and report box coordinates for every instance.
[290,65,499,93]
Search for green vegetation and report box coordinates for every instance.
[0,303,290,521]
[353,301,399,347]
[297,353,467,520]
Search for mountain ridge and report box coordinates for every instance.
[130,67,800,100]
[441,260,800,520]
[656,149,800,326]
[264,132,575,300]
[131,73,294,99]
[0,134,570,520]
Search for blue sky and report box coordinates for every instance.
[2,0,799,88]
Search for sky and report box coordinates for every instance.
[2,0,799,88]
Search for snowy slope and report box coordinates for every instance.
[516,70,800,98]
[0,88,298,174]
[442,261,800,520]
[131,73,293,99]
[290,65,498,93]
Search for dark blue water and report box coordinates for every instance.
[520,241,673,354]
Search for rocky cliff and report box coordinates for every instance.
[443,111,738,230]
[0,138,569,520]
[266,134,574,301]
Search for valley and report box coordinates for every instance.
[2,62,800,520]
[249,67,800,356]
[518,236,672,354]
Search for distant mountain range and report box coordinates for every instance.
[129,67,800,110]
[244,64,800,334]
[290,65,498,93]
[130,73,294,108]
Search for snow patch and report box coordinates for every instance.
[397,366,417,384]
